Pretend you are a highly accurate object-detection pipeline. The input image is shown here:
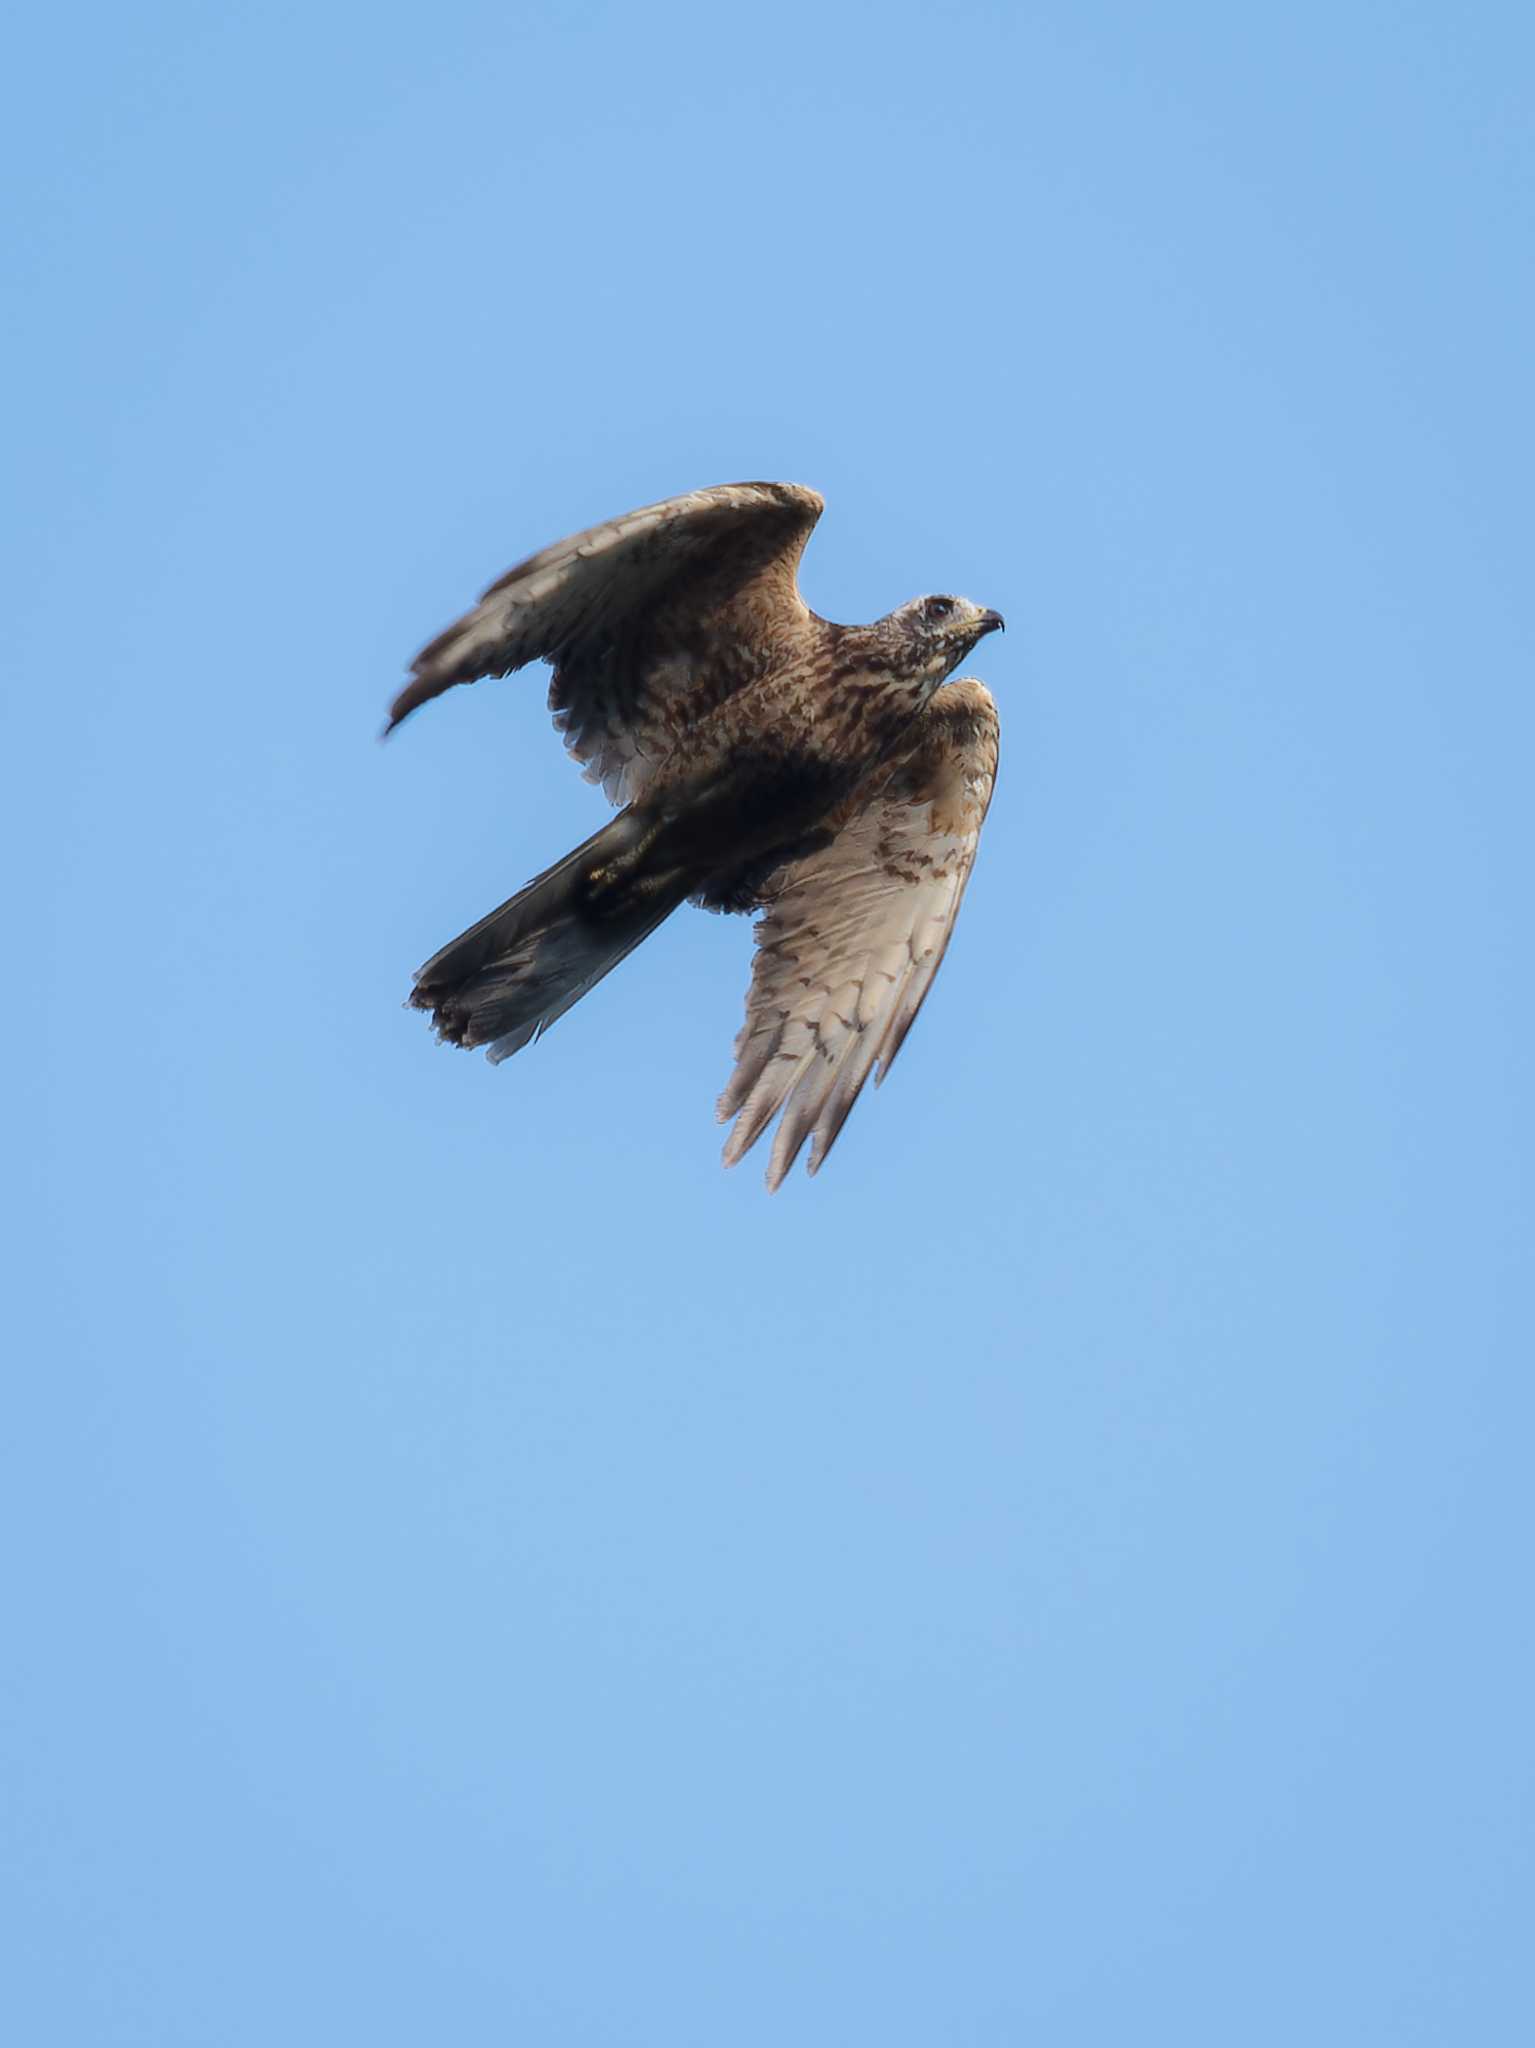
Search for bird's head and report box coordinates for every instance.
[885,595,1005,694]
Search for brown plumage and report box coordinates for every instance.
[390,482,1004,1188]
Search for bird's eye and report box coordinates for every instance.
[923,597,956,622]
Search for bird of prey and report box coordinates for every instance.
[389,482,1003,1189]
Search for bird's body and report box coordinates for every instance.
[390,482,1004,1188]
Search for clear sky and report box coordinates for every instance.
[7,4,1532,2042]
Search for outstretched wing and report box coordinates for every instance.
[387,481,823,803]
[718,679,1000,1191]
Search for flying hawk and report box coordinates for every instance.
[390,482,1003,1189]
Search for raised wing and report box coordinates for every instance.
[718,679,1000,1190]
[386,481,823,803]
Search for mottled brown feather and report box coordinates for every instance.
[387,481,824,805]
[718,679,1000,1189]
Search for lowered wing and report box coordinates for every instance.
[718,679,1000,1190]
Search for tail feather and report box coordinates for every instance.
[410,808,689,1059]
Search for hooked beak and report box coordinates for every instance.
[976,608,1005,637]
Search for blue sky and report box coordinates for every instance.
[7,3,1532,2041]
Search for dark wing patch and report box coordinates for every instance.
[718,679,1000,1190]
[387,481,823,803]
